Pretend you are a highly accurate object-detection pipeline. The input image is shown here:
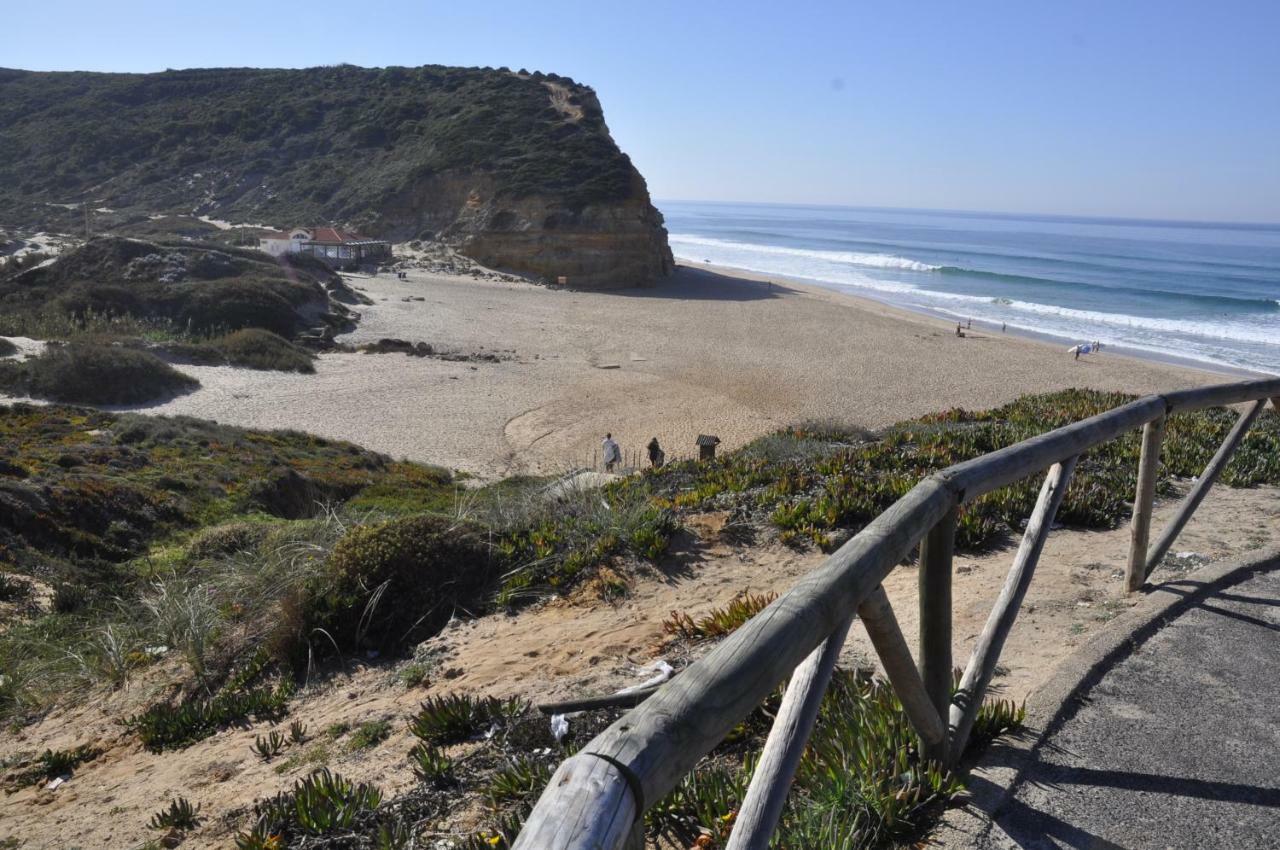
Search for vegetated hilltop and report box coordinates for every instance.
[0,64,674,288]
[0,235,355,339]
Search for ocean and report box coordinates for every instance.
[659,201,1280,375]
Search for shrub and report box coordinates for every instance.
[486,756,554,810]
[409,742,453,785]
[252,731,288,761]
[662,592,778,641]
[0,572,29,602]
[297,515,495,656]
[3,744,102,789]
[128,650,291,751]
[240,768,382,845]
[0,343,199,404]
[408,694,528,746]
[148,797,202,831]
[347,719,392,750]
[166,328,315,373]
[184,521,272,561]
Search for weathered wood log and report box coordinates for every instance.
[513,752,639,849]
[918,505,958,764]
[516,479,956,846]
[725,616,853,850]
[1145,398,1266,577]
[1162,378,1280,414]
[938,397,1163,501]
[537,683,664,715]
[1125,415,1166,592]
[948,457,1077,763]
[857,585,945,747]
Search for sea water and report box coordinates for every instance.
[659,201,1280,375]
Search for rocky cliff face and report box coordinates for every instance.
[433,171,673,289]
[0,65,674,289]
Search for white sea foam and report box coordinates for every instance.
[670,229,1280,374]
[670,235,942,272]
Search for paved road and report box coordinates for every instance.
[982,566,1280,849]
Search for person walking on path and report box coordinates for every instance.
[647,437,665,469]
[602,433,622,472]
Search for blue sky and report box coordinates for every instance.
[6,1,1280,222]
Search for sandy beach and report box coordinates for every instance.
[94,262,1225,479]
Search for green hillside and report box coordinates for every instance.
[0,64,638,232]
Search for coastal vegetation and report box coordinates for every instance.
[163,328,317,373]
[1,389,1278,846]
[0,343,200,404]
[0,236,347,340]
[0,65,639,230]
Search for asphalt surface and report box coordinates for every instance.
[983,566,1280,849]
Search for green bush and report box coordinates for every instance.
[0,343,198,404]
[292,515,495,658]
[239,768,383,846]
[128,650,292,751]
[166,328,316,373]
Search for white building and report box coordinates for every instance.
[259,227,391,268]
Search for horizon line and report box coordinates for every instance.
[653,198,1280,230]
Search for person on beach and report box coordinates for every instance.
[602,433,621,472]
[955,323,965,338]
[647,437,665,468]
[1001,322,1006,333]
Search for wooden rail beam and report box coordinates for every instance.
[948,457,1077,762]
[858,585,946,748]
[918,505,958,764]
[1162,378,1280,414]
[1126,415,1167,592]
[515,753,640,849]
[1144,398,1266,578]
[938,397,1163,501]
[725,616,853,850]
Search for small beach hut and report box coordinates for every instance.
[696,434,721,461]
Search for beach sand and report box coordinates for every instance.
[121,262,1222,479]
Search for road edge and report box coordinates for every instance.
[931,545,1280,848]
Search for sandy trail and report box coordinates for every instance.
[100,264,1224,479]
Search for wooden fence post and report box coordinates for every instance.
[725,616,853,850]
[1126,414,1166,592]
[948,457,1077,761]
[857,586,945,749]
[1145,398,1266,577]
[918,505,958,763]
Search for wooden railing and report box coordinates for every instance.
[514,378,1280,850]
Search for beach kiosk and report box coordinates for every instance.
[696,434,721,461]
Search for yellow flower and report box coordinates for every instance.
[486,835,502,847]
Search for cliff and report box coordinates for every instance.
[0,65,673,288]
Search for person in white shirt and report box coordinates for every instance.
[602,433,621,472]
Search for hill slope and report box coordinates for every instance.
[0,65,673,287]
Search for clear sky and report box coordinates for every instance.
[6,1,1280,223]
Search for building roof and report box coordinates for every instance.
[696,434,721,446]
[308,226,378,244]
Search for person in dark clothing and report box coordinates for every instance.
[647,437,665,468]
